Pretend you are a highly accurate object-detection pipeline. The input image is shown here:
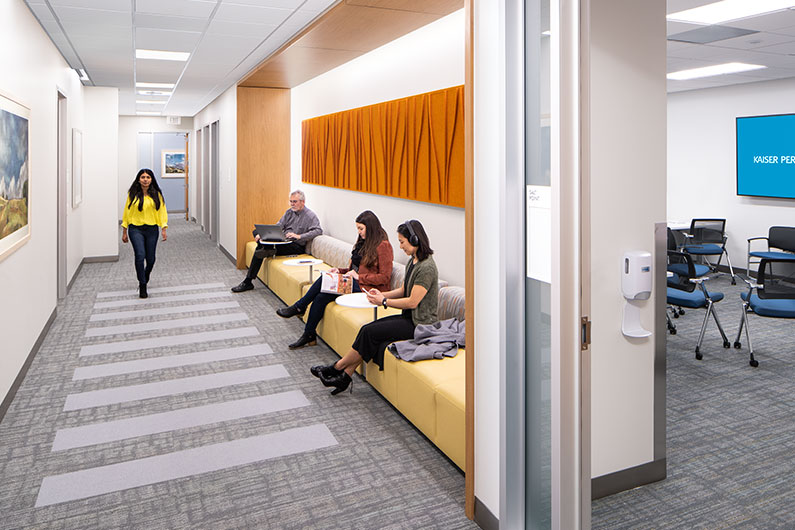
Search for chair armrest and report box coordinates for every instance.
[740,276,760,289]
[689,277,708,284]
[747,237,768,243]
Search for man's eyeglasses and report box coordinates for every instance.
[289,200,300,204]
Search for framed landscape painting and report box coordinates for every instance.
[0,90,30,263]
[161,149,186,178]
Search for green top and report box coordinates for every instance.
[404,256,439,326]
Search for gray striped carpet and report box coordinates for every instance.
[0,217,474,529]
[593,272,795,528]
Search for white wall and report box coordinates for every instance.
[669,77,795,271]
[0,0,118,403]
[589,0,667,478]
[290,10,466,286]
[117,116,194,221]
[192,85,237,255]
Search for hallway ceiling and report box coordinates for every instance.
[668,0,795,92]
[24,0,338,117]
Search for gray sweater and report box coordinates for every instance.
[389,318,465,362]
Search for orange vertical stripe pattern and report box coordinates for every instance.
[301,85,465,208]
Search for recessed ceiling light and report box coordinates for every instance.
[136,100,166,105]
[667,62,766,80]
[667,0,795,25]
[136,111,162,116]
[136,82,175,89]
[137,90,172,97]
[135,49,190,61]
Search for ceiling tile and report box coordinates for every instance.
[749,40,795,56]
[730,9,795,32]
[667,20,703,37]
[707,31,795,51]
[225,0,304,7]
[48,0,130,10]
[666,0,716,13]
[206,19,277,38]
[50,5,130,25]
[135,0,216,18]
[136,59,189,79]
[214,3,292,25]
[135,13,209,32]
[135,28,202,52]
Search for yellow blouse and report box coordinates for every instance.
[121,194,168,228]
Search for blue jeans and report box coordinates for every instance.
[295,276,361,335]
[128,224,159,284]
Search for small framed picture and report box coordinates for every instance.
[161,149,186,178]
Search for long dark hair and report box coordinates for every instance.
[127,168,163,211]
[398,220,433,261]
[355,210,388,267]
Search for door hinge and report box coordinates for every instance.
[581,316,591,350]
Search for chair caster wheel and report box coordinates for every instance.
[669,329,677,335]
[749,359,759,368]
[734,341,742,349]
[723,341,730,349]
[695,348,702,360]
[673,313,679,319]
[678,308,685,315]
[731,279,736,285]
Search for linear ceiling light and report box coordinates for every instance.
[136,100,166,105]
[75,68,89,81]
[137,90,172,97]
[135,49,190,61]
[136,111,162,116]
[136,82,175,88]
[667,62,766,80]
[667,0,795,25]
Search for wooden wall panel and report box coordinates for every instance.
[236,87,291,268]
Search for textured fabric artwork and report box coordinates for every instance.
[302,85,465,208]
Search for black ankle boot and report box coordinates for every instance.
[276,304,305,318]
[139,283,148,299]
[320,371,352,395]
[288,332,316,349]
[310,363,342,379]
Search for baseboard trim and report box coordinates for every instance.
[0,307,57,423]
[66,261,84,293]
[83,255,119,263]
[474,496,499,530]
[591,458,667,500]
[218,244,236,265]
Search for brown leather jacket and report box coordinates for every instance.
[339,239,393,292]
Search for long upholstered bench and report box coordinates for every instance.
[243,235,466,470]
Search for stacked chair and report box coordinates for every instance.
[666,228,710,335]
[746,226,795,278]
[734,258,795,368]
[681,218,736,285]
[666,250,731,360]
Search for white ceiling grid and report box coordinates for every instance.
[24,0,335,116]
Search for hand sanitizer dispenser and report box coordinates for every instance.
[622,251,652,338]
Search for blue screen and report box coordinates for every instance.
[736,114,795,199]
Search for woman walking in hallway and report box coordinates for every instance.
[121,168,168,298]
[277,210,393,349]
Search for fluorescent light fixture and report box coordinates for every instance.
[136,100,166,105]
[135,49,190,61]
[667,62,766,80]
[667,0,795,25]
[75,68,89,81]
[137,90,172,97]
[542,30,551,36]
[136,82,175,89]
[136,111,161,116]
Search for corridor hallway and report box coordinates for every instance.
[0,218,473,529]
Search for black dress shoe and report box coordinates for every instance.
[310,363,342,379]
[231,280,254,293]
[139,283,148,299]
[276,305,305,318]
[320,371,352,395]
[288,333,316,349]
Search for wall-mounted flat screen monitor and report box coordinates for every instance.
[736,113,795,199]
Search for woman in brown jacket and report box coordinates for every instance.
[276,210,393,349]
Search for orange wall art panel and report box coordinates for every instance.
[301,85,464,208]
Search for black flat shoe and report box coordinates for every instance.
[276,305,305,318]
[310,363,342,379]
[320,371,352,395]
[288,333,316,349]
[139,283,148,299]
[231,280,254,293]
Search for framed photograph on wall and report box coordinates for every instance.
[161,149,186,178]
[0,89,31,263]
[72,128,82,208]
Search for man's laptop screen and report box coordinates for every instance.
[254,224,287,242]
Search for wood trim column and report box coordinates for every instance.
[464,0,475,520]
[236,87,291,268]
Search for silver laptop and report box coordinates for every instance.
[254,224,287,242]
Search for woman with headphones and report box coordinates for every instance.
[311,220,438,395]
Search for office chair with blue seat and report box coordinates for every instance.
[667,250,731,359]
[746,226,795,278]
[734,258,795,368]
[682,218,736,285]
[666,228,710,333]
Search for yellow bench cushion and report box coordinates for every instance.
[267,256,330,306]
